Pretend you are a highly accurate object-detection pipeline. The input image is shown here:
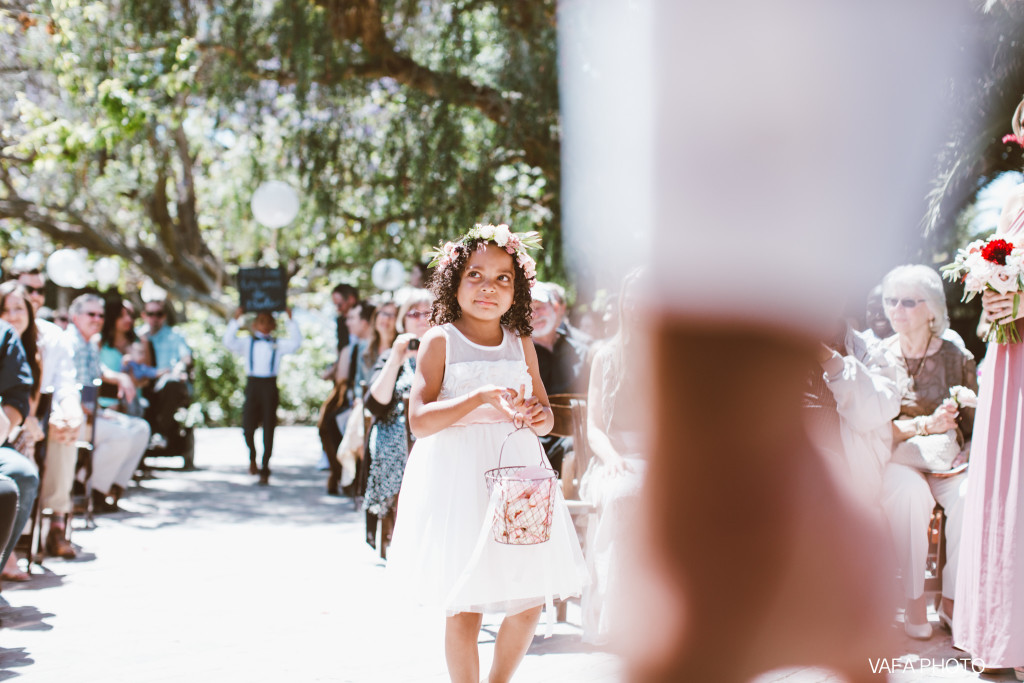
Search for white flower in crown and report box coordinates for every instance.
[476,224,496,240]
[493,224,512,248]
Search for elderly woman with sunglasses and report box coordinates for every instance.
[878,264,976,641]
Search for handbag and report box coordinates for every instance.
[891,429,961,472]
[336,396,365,487]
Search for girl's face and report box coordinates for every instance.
[375,304,397,338]
[456,243,515,323]
[0,292,30,336]
[402,302,432,338]
[116,304,136,334]
[883,284,932,337]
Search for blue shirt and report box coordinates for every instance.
[146,326,191,371]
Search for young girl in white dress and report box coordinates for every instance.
[387,224,586,683]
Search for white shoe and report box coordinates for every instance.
[904,619,933,640]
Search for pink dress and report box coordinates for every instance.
[954,207,1024,667]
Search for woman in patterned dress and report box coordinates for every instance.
[363,289,434,556]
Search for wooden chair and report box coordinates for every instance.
[14,390,53,567]
[548,393,598,622]
[70,379,103,530]
[923,504,946,604]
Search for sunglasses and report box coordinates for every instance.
[144,310,166,318]
[24,285,44,295]
[883,298,926,309]
[405,310,430,320]
[83,311,104,319]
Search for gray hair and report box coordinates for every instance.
[880,265,949,337]
[396,288,435,334]
[69,293,104,317]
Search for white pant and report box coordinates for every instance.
[40,439,77,514]
[882,463,967,600]
[87,410,150,495]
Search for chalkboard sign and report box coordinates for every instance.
[238,267,287,312]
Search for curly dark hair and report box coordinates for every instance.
[428,239,534,337]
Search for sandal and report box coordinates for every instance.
[1,566,30,582]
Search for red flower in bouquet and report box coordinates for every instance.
[982,238,1015,266]
[1003,133,1024,148]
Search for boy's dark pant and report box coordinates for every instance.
[243,377,279,471]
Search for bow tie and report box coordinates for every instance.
[255,335,274,341]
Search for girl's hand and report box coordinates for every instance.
[982,290,1024,324]
[474,385,516,417]
[508,383,545,428]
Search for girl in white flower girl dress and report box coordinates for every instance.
[387,224,586,683]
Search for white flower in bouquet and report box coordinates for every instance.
[942,236,1024,343]
[948,385,978,409]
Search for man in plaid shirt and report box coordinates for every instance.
[66,294,150,512]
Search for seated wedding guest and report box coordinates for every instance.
[67,294,150,512]
[532,282,591,474]
[879,265,976,640]
[0,314,39,581]
[321,300,375,495]
[12,272,81,557]
[579,270,647,644]
[100,298,148,416]
[0,411,22,589]
[223,308,301,485]
[0,284,43,579]
[805,314,901,505]
[363,289,432,556]
[864,286,894,342]
[531,282,591,396]
[139,297,192,449]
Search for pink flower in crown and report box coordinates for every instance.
[518,253,537,279]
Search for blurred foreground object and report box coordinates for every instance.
[560,0,969,680]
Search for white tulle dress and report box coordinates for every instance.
[387,323,587,621]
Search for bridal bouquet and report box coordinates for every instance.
[941,236,1024,343]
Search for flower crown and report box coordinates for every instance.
[428,223,542,281]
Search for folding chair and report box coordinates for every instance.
[69,379,102,530]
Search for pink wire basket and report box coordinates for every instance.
[484,423,557,545]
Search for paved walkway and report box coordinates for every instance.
[0,427,620,683]
[0,427,1017,682]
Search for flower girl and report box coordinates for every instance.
[387,224,586,683]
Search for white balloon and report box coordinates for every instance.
[371,258,407,291]
[251,180,300,228]
[94,257,120,287]
[141,278,167,303]
[12,251,43,273]
[47,249,88,288]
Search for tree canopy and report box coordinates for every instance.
[0,0,561,313]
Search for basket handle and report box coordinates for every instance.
[497,420,548,469]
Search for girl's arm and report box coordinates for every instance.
[409,327,515,438]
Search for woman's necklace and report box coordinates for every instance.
[901,334,932,390]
